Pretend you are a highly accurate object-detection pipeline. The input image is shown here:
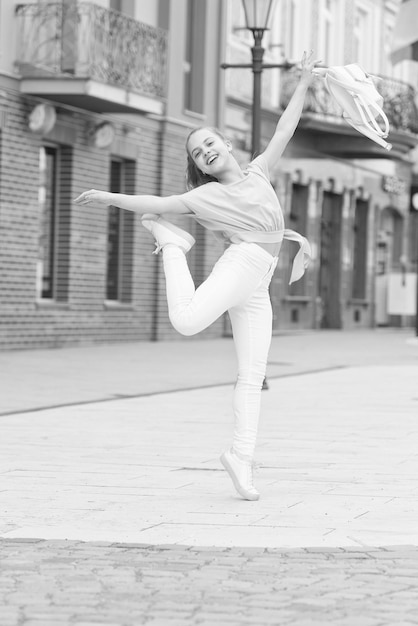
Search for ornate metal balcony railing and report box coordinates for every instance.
[15,2,168,99]
[280,70,418,136]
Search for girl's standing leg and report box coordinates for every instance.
[228,279,274,461]
[219,264,276,501]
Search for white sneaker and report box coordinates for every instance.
[220,448,260,501]
[141,214,195,254]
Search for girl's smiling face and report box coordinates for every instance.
[187,128,232,176]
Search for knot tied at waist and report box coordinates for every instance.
[230,229,312,284]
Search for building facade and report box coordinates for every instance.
[0,0,226,349]
[224,0,418,331]
[0,0,417,350]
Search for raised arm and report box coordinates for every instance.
[73,190,191,215]
[262,51,320,171]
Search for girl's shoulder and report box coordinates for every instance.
[182,181,219,199]
[246,154,271,181]
[178,181,222,214]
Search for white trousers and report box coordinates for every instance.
[162,242,278,459]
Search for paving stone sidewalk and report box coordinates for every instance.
[1,538,418,626]
[1,330,417,625]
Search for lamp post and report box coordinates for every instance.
[243,0,274,154]
[221,0,293,156]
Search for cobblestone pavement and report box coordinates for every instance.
[1,538,418,626]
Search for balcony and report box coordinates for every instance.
[15,2,168,115]
[280,71,418,158]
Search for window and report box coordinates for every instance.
[226,0,284,109]
[37,146,57,299]
[383,7,409,83]
[106,159,135,302]
[37,145,72,301]
[288,184,309,296]
[184,0,206,114]
[285,0,310,62]
[318,0,341,64]
[382,19,394,77]
[288,0,298,60]
[352,199,368,299]
[228,0,252,45]
[354,5,371,68]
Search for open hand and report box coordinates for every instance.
[300,50,322,85]
[73,189,112,206]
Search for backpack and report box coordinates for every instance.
[313,63,392,151]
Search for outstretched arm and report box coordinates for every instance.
[73,190,191,215]
[262,51,321,171]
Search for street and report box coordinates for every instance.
[0,329,417,625]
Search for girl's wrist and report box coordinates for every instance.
[300,72,313,85]
[298,76,311,89]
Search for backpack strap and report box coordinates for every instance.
[352,92,390,137]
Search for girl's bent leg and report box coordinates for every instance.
[162,244,272,337]
[162,245,196,316]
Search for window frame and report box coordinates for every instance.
[105,157,135,304]
[184,0,206,115]
[37,144,60,301]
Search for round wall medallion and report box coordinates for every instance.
[28,104,57,134]
[93,122,115,148]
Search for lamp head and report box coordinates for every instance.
[241,0,275,31]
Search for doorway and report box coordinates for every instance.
[375,206,404,325]
[319,191,343,328]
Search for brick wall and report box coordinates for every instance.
[0,91,229,350]
[0,92,145,348]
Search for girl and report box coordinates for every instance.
[75,51,319,501]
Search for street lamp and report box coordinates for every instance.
[221,0,294,155]
[242,0,276,154]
